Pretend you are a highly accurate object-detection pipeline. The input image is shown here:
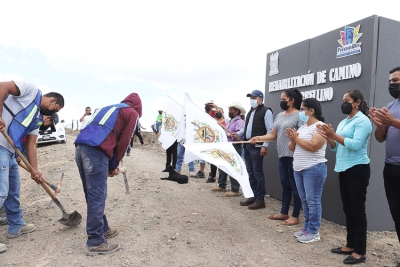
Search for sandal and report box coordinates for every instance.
[268,214,289,220]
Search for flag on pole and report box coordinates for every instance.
[184,142,253,198]
[182,95,253,198]
[158,96,182,150]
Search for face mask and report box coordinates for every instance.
[389,83,400,99]
[215,112,223,118]
[210,110,216,118]
[40,108,56,116]
[298,111,309,123]
[280,100,289,110]
[250,99,258,108]
[341,102,353,115]
[228,112,235,119]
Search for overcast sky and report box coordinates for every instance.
[0,0,398,130]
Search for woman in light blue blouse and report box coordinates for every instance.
[316,90,372,265]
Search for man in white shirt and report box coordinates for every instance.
[0,81,64,253]
[80,107,91,131]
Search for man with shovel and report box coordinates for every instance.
[0,81,64,253]
[74,93,142,256]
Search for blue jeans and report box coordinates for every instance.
[294,162,327,234]
[152,122,162,134]
[75,144,110,247]
[175,143,195,172]
[279,157,301,218]
[244,145,265,202]
[0,146,25,234]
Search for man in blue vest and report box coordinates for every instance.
[74,93,142,256]
[232,90,273,209]
[0,81,64,253]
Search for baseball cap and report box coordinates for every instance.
[246,90,264,98]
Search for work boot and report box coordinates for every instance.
[86,242,120,256]
[248,200,266,210]
[0,243,6,253]
[0,217,8,225]
[240,197,255,206]
[7,224,36,239]
[104,228,118,239]
[211,186,227,192]
[225,191,240,197]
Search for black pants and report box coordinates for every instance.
[383,163,400,243]
[339,164,370,255]
[136,131,144,145]
[166,141,178,169]
[210,164,217,178]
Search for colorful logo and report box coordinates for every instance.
[162,112,179,135]
[336,25,362,59]
[200,148,240,173]
[191,120,220,143]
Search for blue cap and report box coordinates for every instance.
[246,90,264,98]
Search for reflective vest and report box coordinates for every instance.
[75,103,130,147]
[4,91,43,150]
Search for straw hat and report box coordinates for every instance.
[204,100,217,108]
[228,101,246,115]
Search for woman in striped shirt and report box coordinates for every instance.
[286,98,327,244]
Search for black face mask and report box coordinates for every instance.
[280,101,289,110]
[389,83,400,99]
[228,112,235,119]
[215,112,223,119]
[40,108,56,116]
[341,102,353,115]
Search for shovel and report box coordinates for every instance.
[1,131,82,227]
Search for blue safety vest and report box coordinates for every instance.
[75,103,130,147]
[4,91,43,151]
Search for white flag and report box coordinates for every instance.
[184,142,254,198]
[158,96,182,150]
[184,96,228,145]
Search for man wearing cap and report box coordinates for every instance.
[212,101,246,196]
[193,100,217,179]
[232,90,273,209]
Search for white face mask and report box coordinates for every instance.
[250,99,258,108]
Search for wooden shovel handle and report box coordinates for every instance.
[1,131,57,200]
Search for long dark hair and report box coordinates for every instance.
[346,90,369,116]
[283,89,303,110]
[302,98,325,122]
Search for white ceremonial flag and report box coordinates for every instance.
[184,96,228,145]
[184,142,254,198]
[183,96,253,198]
[158,96,182,150]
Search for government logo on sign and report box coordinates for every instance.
[336,25,362,59]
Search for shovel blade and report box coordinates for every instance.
[58,210,82,227]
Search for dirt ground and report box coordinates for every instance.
[0,132,399,267]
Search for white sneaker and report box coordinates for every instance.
[0,243,6,253]
[297,232,320,243]
[189,171,195,177]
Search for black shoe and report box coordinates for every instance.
[193,171,205,178]
[248,200,266,210]
[343,255,366,264]
[240,197,255,206]
[206,178,215,183]
[331,247,354,255]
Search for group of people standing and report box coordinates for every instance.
[244,67,400,266]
